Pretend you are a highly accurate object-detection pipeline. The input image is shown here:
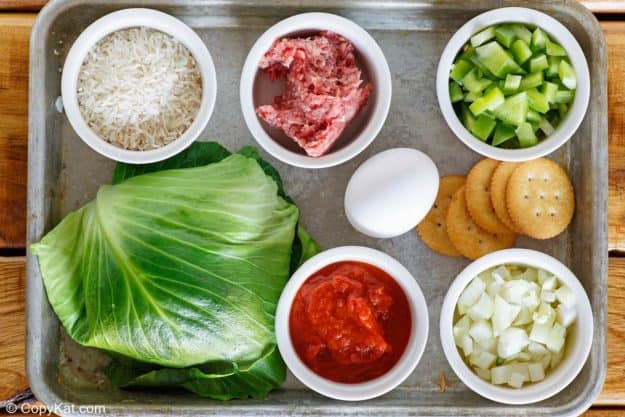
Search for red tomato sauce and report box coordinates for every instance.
[289,261,412,383]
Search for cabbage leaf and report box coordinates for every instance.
[31,142,319,399]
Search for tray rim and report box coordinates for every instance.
[26,0,608,416]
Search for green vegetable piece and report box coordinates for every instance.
[471,26,497,47]
[511,24,532,44]
[520,71,544,90]
[515,122,538,147]
[461,103,477,131]
[450,82,464,103]
[476,41,524,78]
[493,124,517,146]
[450,59,474,83]
[469,86,505,116]
[546,40,567,57]
[510,39,533,65]
[539,116,556,136]
[459,44,476,61]
[530,119,541,132]
[531,28,548,52]
[527,109,541,123]
[558,60,577,90]
[464,91,481,102]
[469,53,495,77]
[529,54,549,73]
[504,74,522,92]
[494,91,528,126]
[462,68,492,93]
[542,81,559,103]
[527,88,550,113]
[554,89,574,104]
[471,114,497,141]
[546,56,563,78]
[106,345,287,401]
[499,138,522,149]
[483,83,499,95]
[495,25,517,48]
[558,103,569,118]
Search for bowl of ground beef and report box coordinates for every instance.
[240,12,392,169]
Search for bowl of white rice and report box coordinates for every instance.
[61,8,217,164]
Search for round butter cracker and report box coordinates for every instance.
[446,186,517,260]
[490,161,521,233]
[466,159,514,234]
[506,158,575,240]
[417,175,466,257]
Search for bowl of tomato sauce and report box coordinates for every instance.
[275,246,429,400]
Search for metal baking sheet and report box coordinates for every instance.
[26,0,608,415]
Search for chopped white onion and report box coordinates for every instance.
[453,264,576,388]
[458,277,486,310]
[528,363,545,382]
[542,275,557,291]
[461,334,474,356]
[474,367,491,381]
[501,279,530,304]
[508,372,526,388]
[537,269,551,284]
[498,328,529,358]
[469,320,493,344]
[468,292,494,320]
[493,295,521,336]
[541,289,556,303]
[528,341,548,355]
[556,285,576,309]
[557,304,577,327]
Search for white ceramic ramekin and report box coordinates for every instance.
[61,8,217,164]
[436,7,590,162]
[240,13,392,169]
[275,246,429,400]
[440,248,593,404]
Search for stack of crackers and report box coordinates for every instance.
[417,157,575,260]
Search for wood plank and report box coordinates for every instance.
[0,257,27,402]
[0,256,622,406]
[583,1,625,13]
[584,409,625,417]
[604,22,625,252]
[0,14,33,249]
[596,257,625,405]
[0,1,47,11]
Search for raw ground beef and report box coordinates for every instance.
[256,31,372,157]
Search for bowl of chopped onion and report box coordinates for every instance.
[440,248,593,404]
[61,8,217,164]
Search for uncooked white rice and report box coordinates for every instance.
[77,27,202,151]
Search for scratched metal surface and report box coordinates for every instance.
[26,0,607,415]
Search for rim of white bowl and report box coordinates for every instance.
[240,12,392,169]
[275,246,429,401]
[440,249,593,405]
[436,7,590,162]
[61,8,217,164]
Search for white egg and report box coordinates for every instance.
[344,148,439,238]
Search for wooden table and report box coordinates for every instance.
[1,3,624,416]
